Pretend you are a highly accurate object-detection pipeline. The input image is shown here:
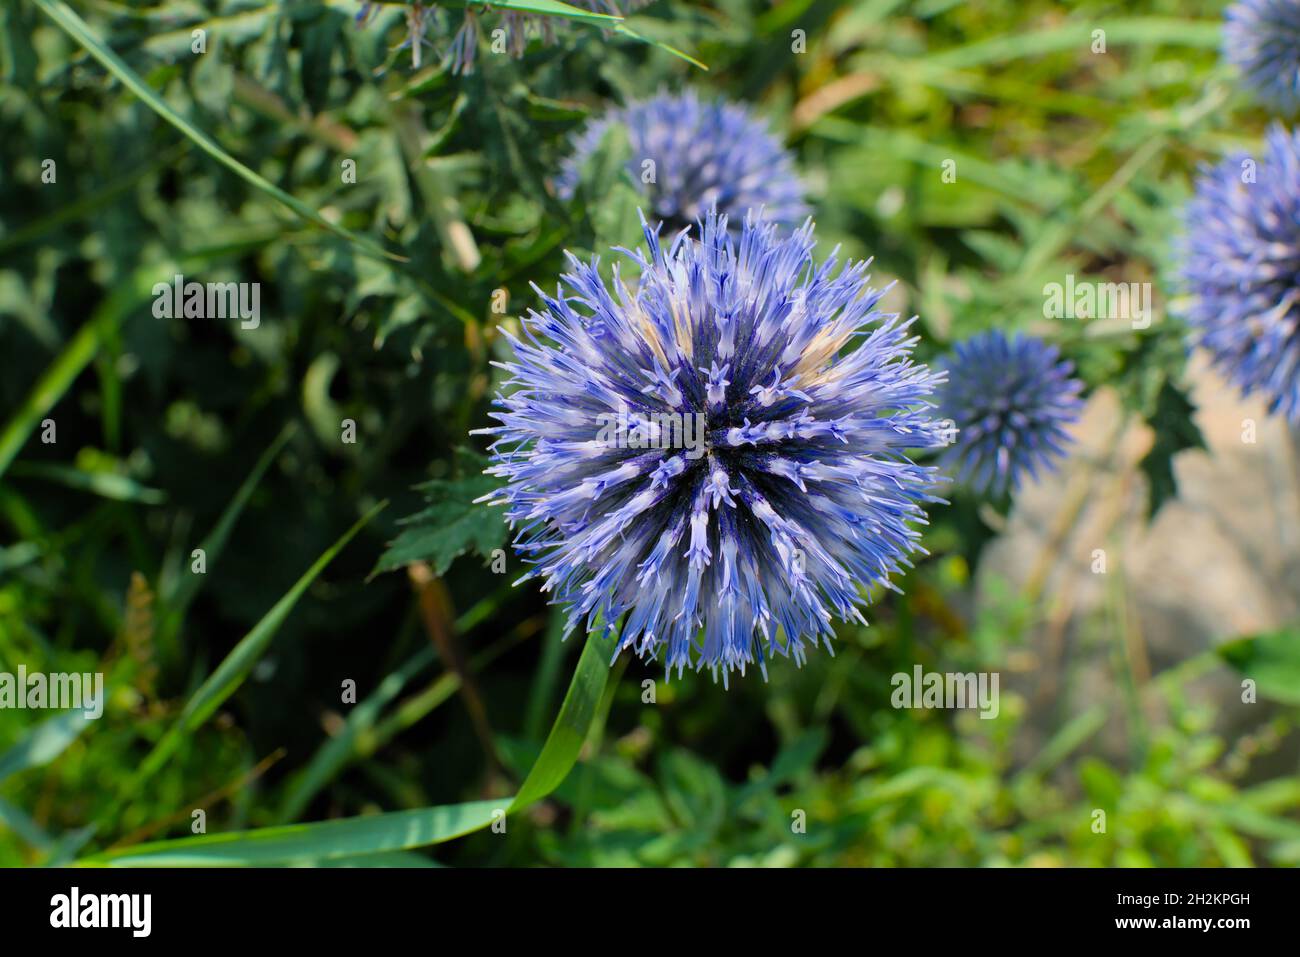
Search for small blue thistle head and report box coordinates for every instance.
[556,91,808,234]
[476,211,945,682]
[1180,124,1300,424]
[358,1,653,75]
[937,330,1083,496]
[462,1,653,72]
[1224,0,1300,113]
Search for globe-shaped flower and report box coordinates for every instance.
[476,211,945,682]
[937,331,1083,496]
[555,91,808,234]
[1180,124,1300,423]
[1224,0,1300,113]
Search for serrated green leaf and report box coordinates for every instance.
[1138,378,1205,517]
[373,464,506,577]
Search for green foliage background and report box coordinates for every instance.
[1,0,1298,866]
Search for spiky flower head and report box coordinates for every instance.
[476,211,945,683]
[937,330,1083,496]
[1224,0,1300,113]
[1180,124,1300,423]
[556,91,808,234]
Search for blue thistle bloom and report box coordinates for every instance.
[1224,0,1300,113]
[1179,124,1300,423]
[556,91,808,234]
[937,331,1083,496]
[475,211,945,682]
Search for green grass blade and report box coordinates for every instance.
[1015,705,1108,782]
[82,800,505,866]
[453,0,706,67]
[523,609,572,742]
[277,600,521,824]
[0,144,185,257]
[126,500,388,791]
[313,851,442,867]
[30,0,405,265]
[926,18,1223,70]
[508,621,618,812]
[275,644,437,824]
[275,590,512,821]
[0,237,276,484]
[157,423,298,635]
[83,623,619,865]
[463,0,620,25]
[7,462,165,504]
[0,316,100,482]
[40,825,100,866]
[0,796,52,851]
[0,709,93,784]
[612,23,708,71]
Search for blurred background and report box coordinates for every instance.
[2,0,1298,867]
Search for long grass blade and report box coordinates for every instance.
[0,709,93,784]
[156,423,298,640]
[124,500,388,793]
[85,621,619,865]
[30,0,405,265]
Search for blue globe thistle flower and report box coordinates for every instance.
[937,331,1083,496]
[475,211,945,683]
[1224,0,1300,113]
[1180,124,1300,423]
[556,91,808,234]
